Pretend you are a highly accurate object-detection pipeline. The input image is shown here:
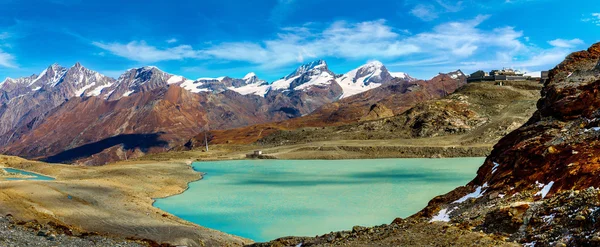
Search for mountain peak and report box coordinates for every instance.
[285,60,329,79]
[243,72,256,80]
[365,60,384,68]
[49,63,63,71]
[72,62,83,68]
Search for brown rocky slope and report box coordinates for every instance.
[1,85,279,165]
[257,80,541,148]
[414,42,600,246]
[183,71,467,147]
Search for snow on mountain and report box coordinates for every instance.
[389,72,415,81]
[63,62,116,97]
[1,63,116,99]
[104,66,177,100]
[0,60,428,102]
[29,63,68,88]
[179,79,211,93]
[335,61,399,98]
[228,82,271,96]
[271,60,336,91]
[227,72,270,96]
[243,72,256,80]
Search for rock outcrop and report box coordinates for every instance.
[419,42,600,246]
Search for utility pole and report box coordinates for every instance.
[204,123,210,152]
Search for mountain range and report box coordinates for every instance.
[0,60,457,165]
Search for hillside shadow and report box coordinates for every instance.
[43,133,168,163]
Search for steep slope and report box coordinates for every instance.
[257,80,541,146]
[103,66,182,100]
[1,85,278,165]
[183,71,466,147]
[336,60,400,98]
[264,60,344,118]
[0,60,422,165]
[0,75,37,101]
[0,63,115,141]
[409,42,600,246]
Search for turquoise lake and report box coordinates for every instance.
[2,168,55,181]
[154,158,484,242]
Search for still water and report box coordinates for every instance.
[154,158,484,242]
[3,168,55,181]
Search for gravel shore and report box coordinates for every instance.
[0,216,148,247]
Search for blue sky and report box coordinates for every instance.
[0,0,599,81]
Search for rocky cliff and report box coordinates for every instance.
[416,42,600,246]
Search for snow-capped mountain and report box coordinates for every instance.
[29,63,68,88]
[0,75,38,101]
[59,62,116,97]
[389,72,416,82]
[335,61,415,98]
[103,66,185,100]
[0,63,115,100]
[270,60,336,92]
[226,61,338,97]
[227,72,270,96]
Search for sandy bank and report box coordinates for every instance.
[0,155,251,247]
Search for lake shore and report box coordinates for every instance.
[0,138,493,247]
[145,137,494,163]
[0,155,251,247]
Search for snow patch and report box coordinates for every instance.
[180,80,210,93]
[122,90,135,97]
[243,72,256,80]
[74,83,96,97]
[294,71,334,91]
[524,241,537,247]
[167,75,185,84]
[87,83,114,97]
[492,162,500,174]
[228,83,270,97]
[453,183,488,203]
[430,208,453,222]
[535,181,554,199]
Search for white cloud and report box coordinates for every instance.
[411,4,439,21]
[166,38,178,44]
[548,38,584,48]
[91,15,580,77]
[203,19,420,68]
[582,13,600,26]
[410,1,464,21]
[435,0,464,12]
[0,32,16,68]
[0,50,17,68]
[92,40,203,63]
